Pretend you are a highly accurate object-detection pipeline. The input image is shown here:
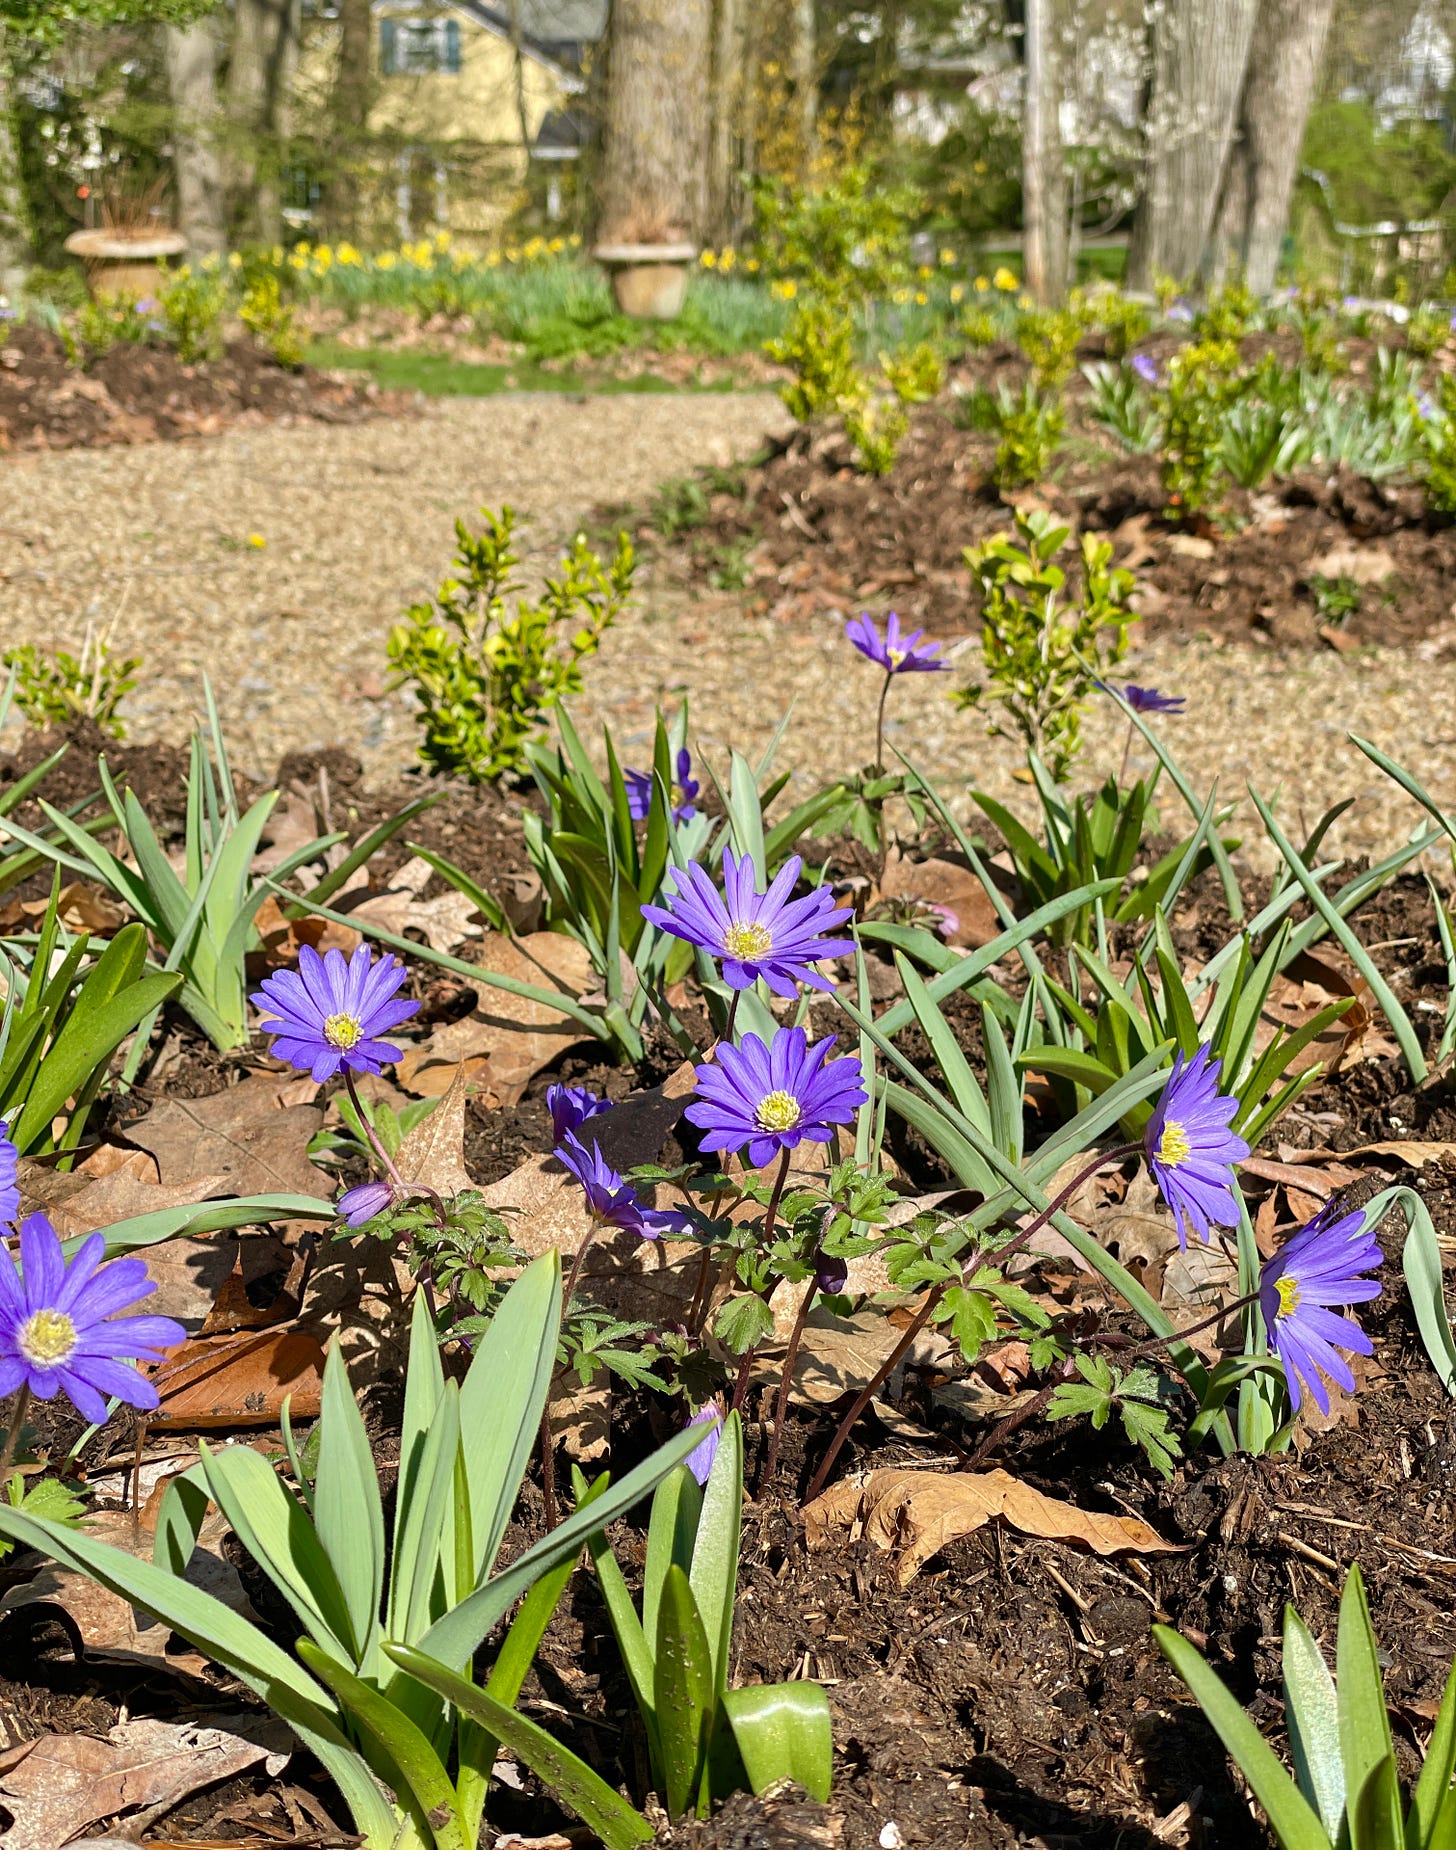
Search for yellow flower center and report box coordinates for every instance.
[756,1089,802,1134]
[723,921,773,961]
[887,648,906,668]
[1156,1119,1192,1167]
[18,1308,78,1367]
[323,1012,363,1050]
[1274,1274,1301,1318]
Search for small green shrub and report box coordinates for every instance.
[844,392,909,474]
[1015,305,1082,387]
[765,300,861,421]
[1087,291,1151,359]
[881,340,944,404]
[387,505,634,783]
[157,264,227,363]
[1160,337,1245,518]
[1192,276,1258,343]
[1407,303,1451,358]
[2,628,140,737]
[959,307,1000,348]
[75,292,153,354]
[1307,572,1363,625]
[1420,373,1456,514]
[956,508,1135,779]
[25,263,87,310]
[754,165,921,311]
[239,274,303,367]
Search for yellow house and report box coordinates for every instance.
[298,0,602,240]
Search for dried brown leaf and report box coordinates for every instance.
[803,1466,1178,1583]
[126,1071,328,1199]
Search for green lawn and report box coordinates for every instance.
[306,340,745,396]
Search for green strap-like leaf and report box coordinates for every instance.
[1338,1565,1403,1850]
[689,1411,742,1698]
[297,1640,468,1850]
[721,1682,833,1804]
[314,1341,386,1670]
[1284,1607,1346,1840]
[1154,1625,1332,1850]
[382,1644,653,1850]
[1408,1660,1456,1847]
[656,1564,714,1820]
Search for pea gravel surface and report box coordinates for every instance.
[2,389,1452,871]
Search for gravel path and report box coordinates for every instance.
[3,391,1453,872]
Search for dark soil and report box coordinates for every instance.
[683,349,1456,650]
[7,725,1456,1847]
[0,320,391,452]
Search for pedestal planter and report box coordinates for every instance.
[593,242,698,320]
[64,228,190,301]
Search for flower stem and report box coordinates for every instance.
[804,1284,943,1502]
[1119,717,1135,787]
[802,1141,1140,1502]
[729,1149,792,1417]
[874,671,893,774]
[763,1279,817,1488]
[344,1069,406,1191]
[562,1215,604,1312]
[539,1396,558,1533]
[0,1386,32,1483]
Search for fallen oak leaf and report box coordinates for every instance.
[395,1064,472,1197]
[803,1466,1178,1584]
[150,1327,327,1428]
[0,1716,288,1850]
[126,1072,327,1199]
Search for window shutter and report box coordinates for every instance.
[444,17,461,71]
[379,17,397,73]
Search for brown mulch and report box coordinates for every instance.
[0,321,389,451]
[700,404,1456,649]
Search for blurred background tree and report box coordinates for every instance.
[5,0,1456,304]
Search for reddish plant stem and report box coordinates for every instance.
[0,1385,31,1483]
[803,1142,1141,1503]
[762,1280,818,1488]
[539,1398,558,1533]
[729,1149,792,1416]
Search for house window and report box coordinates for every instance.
[379,17,461,75]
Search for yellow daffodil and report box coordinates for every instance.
[950,283,964,303]
[974,275,990,291]
[994,266,1018,290]
[228,251,243,269]
[377,251,397,270]
[770,277,797,299]
[745,256,760,272]
[940,247,956,266]
[720,247,736,271]
[548,236,564,253]
[914,290,928,304]
[700,249,717,267]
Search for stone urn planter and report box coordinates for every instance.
[64,227,189,301]
[593,242,698,320]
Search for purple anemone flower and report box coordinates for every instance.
[1167,300,1193,324]
[1144,1045,1249,1247]
[547,1083,612,1144]
[1130,353,1159,386]
[337,1180,396,1227]
[686,1026,867,1171]
[0,1129,17,1226]
[554,1132,689,1241]
[252,944,418,1082]
[845,611,948,675]
[642,850,854,998]
[684,1406,722,1486]
[1260,1203,1382,1416]
[813,1246,849,1294]
[0,1213,185,1427]
[1100,681,1186,715]
[624,747,700,824]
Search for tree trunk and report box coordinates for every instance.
[166,19,225,258]
[706,0,742,243]
[0,29,32,289]
[1126,0,1260,291]
[791,0,816,174]
[1022,0,1068,303]
[1215,0,1335,293]
[328,0,374,238]
[226,0,301,243]
[597,0,711,245]
[735,0,760,240]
